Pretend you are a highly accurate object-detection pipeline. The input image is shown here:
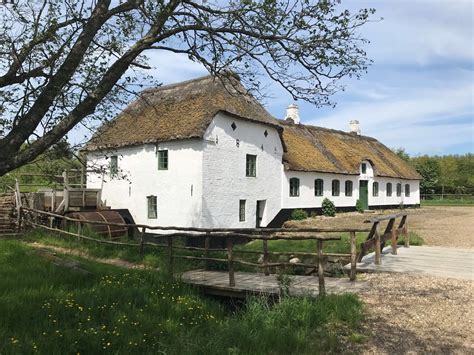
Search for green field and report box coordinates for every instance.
[0,239,365,354]
[421,199,474,206]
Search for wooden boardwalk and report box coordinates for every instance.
[180,270,367,298]
[345,246,473,281]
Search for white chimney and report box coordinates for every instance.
[285,103,300,124]
[349,120,361,135]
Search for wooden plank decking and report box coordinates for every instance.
[180,270,367,298]
[345,246,473,280]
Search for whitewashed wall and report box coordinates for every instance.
[201,113,284,228]
[282,171,359,208]
[282,160,420,209]
[86,140,203,227]
[369,177,420,206]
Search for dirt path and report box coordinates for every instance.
[28,242,153,270]
[408,207,474,248]
[286,206,474,248]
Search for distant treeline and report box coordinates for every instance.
[393,149,474,195]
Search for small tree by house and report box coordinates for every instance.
[355,199,364,213]
[291,209,308,221]
[321,198,336,217]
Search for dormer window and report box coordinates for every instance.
[361,163,367,174]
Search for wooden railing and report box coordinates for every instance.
[19,207,371,296]
[358,212,409,264]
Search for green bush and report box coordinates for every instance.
[291,209,308,220]
[321,198,336,217]
[355,199,364,213]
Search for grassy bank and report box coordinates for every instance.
[0,240,365,354]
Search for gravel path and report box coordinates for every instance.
[289,207,474,353]
[357,273,474,354]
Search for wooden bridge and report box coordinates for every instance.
[180,270,367,298]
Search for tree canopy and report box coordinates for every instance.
[0,0,375,176]
[391,148,474,195]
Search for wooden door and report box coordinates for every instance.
[359,181,369,210]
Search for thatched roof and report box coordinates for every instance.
[85,75,420,180]
[85,75,280,151]
[281,121,421,179]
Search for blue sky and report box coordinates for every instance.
[73,0,474,156]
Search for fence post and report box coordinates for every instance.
[167,236,174,277]
[16,207,23,233]
[77,222,82,242]
[226,236,235,287]
[404,221,410,248]
[204,232,211,270]
[391,227,397,255]
[317,239,325,296]
[374,223,382,265]
[349,231,357,281]
[263,239,269,276]
[139,227,146,256]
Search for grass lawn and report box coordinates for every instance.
[421,199,474,206]
[0,239,365,354]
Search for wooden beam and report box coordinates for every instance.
[227,237,235,287]
[391,226,397,255]
[374,222,381,265]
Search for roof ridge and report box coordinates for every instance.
[278,119,378,141]
[142,74,215,94]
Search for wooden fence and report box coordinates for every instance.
[19,207,373,296]
[359,213,409,264]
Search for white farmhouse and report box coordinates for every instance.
[85,75,421,228]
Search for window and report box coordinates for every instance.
[396,183,402,197]
[332,179,340,196]
[158,150,168,170]
[386,183,392,197]
[373,182,379,197]
[345,180,353,197]
[314,179,324,196]
[147,196,157,219]
[405,184,410,197]
[110,155,118,177]
[246,154,257,177]
[289,178,300,197]
[361,163,367,174]
[239,200,246,222]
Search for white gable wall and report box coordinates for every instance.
[201,113,284,228]
[86,140,203,227]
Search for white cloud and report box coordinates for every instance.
[145,50,207,84]
[353,0,474,66]
[306,81,473,154]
